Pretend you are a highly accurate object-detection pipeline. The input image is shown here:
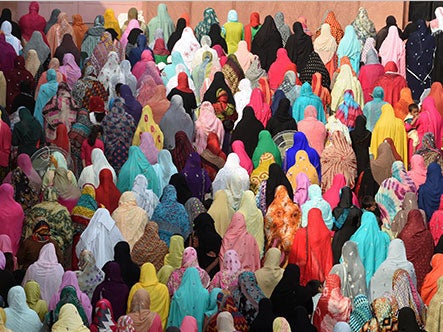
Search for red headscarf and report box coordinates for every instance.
[95,169,121,214]
[247,88,271,127]
[374,61,407,106]
[289,208,333,286]
[153,38,170,56]
[244,12,260,50]
[18,1,47,42]
[176,72,192,93]
[268,48,297,90]
[52,123,70,153]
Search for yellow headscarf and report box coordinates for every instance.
[255,248,284,298]
[103,8,122,38]
[237,190,264,256]
[51,304,89,332]
[208,190,235,237]
[250,152,275,194]
[24,281,48,321]
[0,308,12,332]
[286,150,319,188]
[132,105,164,150]
[128,263,170,328]
[163,235,184,269]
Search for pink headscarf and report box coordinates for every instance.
[3,153,42,189]
[416,97,443,150]
[379,25,406,77]
[139,132,159,164]
[0,251,5,270]
[0,184,24,255]
[59,53,81,90]
[429,195,443,245]
[247,88,271,127]
[194,102,224,154]
[132,50,162,84]
[181,316,198,332]
[322,174,359,209]
[297,105,327,156]
[121,19,140,49]
[231,140,253,174]
[293,172,311,206]
[219,212,261,271]
[181,247,199,268]
[407,154,427,188]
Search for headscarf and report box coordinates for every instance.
[418,163,443,220]
[314,23,338,64]
[1,21,22,55]
[170,131,195,171]
[249,151,273,192]
[147,4,175,44]
[252,130,281,168]
[58,53,81,90]
[90,299,117,332]
[292,82,325,124]
[251,15,283,71]
[231,106,264,158]
[207,190,234,238]
[268,48,297,90]
[103,8,121,38]
[379,26,406,77]
[394,87,414,120]
[231,272,265,325]
[81,15,105,57]
[348,295,372,332]
[24,280,48,321]
[330,63,364,112]
[0,184,24,255]
[195,8,219,42]
[285,22,313,71]
[266,98,297,137]
[274,12,291,47]
[337,25,362,74]
[181,152,212,202]
[407,154,427,188]
[172,27,200,70]
[4,286,42,331]
[351,7,376,46]
[24,31,50,65]
[132,104,163,148]
[94,169,121,214]
[46,12,75,56]
[153,150,178,192]
[254,248,284,298]
[75,250,104,300]
[51,303,89,332]
[426,275,443,331]
[131,221,167,271]
[349,211,390,285]
[194,101,224,154]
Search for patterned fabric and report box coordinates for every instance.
[11,167,39,212]
[76,250,104,300]
[71,69,108,110]
[250,153,275,194]
[318,11,344,44]
[90,299,117,332]
[351,8,377,46]
[206,290,249,332]
[194,8,219,42]
[361,296,398,331]
[232,271,265,325]
[335,90,363,130]
[117,315,135,332]
[349,295,373,332]
[209,249,243,291]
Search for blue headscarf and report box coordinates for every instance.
[292,82,325,123]
[337,25,361,74]
[34,69,58,126]
[284,131,321,179]
[301,184,335,229]
[271,89,286,115]
[167,267,209,332]
[128,34,153,67]
[418,162,443,221]
[362,86,386,131]
[151,185,191,246]
[349,211,390,285]
[116,146,160,196]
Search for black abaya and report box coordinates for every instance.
[231,106,264,158]
[251,16,283,71]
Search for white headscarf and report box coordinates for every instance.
[152,150,178,191]
[1,21,22,55]
[131,174,159,218]
[313,23,337,64]
[172,27,201,71]
[234,78,253,128]
[98,51,121,90]
[77,148,116,188]
[120,59,137,94]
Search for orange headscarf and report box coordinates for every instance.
[319,11,344,44]
[429,82,443,117]
[72,14,88,51]
[393,87,413,120]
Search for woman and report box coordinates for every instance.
[5,286,42,332]
[112,192,148,250]
[54,35,81,67]
[292,82,325,123]
[286,151,319,191]
[314,23,338,78]
[313,274,351,332]
[351,7,376,46]
[127,289,162,332]
[252,130,281,168]
[112,241,141,291]
[128,263,170,328]
[251,16,283,71]
[247,88,271,127]
[293,173,310,206]
[170,131,194,172]
[167,72,197,119]
[90,299,117,332]
[207,190,234,237]
[194,8,219,42]
[209,249,243,291]
[222,10,243,54]
[24,280,48,321]
[0,184,24,255]
[407,154,427,188]
[286,22,313,72]
[231,106,264,158]
[266,98,297,137]
[350,211,390,285]
[95,169,121,214]
[300,184,334,228]
[103,8,121,38]
[179,152,210,202]
[151,185,191,246]
[254,248,284,298]
[415,133,443,168]
[265,185,301,255]
[194,101,224,154]
[92,262,129,319]
[248,152,274,192]
[379,26,406,77]
[167,18,186,51]
[51,303,89,332]
[237,190,264,252]
[330,241,367,303]
[81,16,105,58]
[350,115,372,176]
[289,208,333,285]
[172,27,200,71]
[359,53,385,104]
[232,272,265,325]
[337,26,361,74]
[24,31,50,65]
[268,48,296,90]
[202,133,228,180]
[147,4,175,44]
[101,99,136,173]
[46,12,74,56]
[78,148,115,189]
[321,131,357,192]
[426,276,443,332]
[219,213,260,271]
[419,162,443,222]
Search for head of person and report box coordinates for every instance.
[408,103,419,117]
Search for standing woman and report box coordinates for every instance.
[285,22,313,72]
[379,26,406,77]
[223,10,243,54]
[147,4,175,44]
[46,12,75,56]
[314,24,338,79]
[251,16,282,72]
[337,26,361,74]
[0,184,24,255]
[81,15,105,58]
[350,115,372,176]
[194,8,219,43]
[103,9,121,39]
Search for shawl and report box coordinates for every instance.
[265,163,294,207]
[117,316,135,332]
[375,161,417,224]
[370,141,397,185]
[98,51,121,91]
[3,153,41,193]
[318,11,344,44]
[4,286,42,332]
[90,299,117,332]
[78,148,116,189]
[1,21,22,55]
[296,106,325,156]
[0,34,16,73]
[314,23,338,65]
[398,209,435,290]
[373,61,407,106]
[112,192,148,249]
[153,150,178,192]
[361,37,377,64]
[351,8,376,46]
[313,275,351,332]
[45,8,60,34]
[136,133,159,166]
[394,87,414,120]
[265,185,301,254]
[147,4,175,44]
[335,90,363,130]
[120,84,142,124]
[180,152,211,201]
[348,295,373,332]
[237,191,265,253]
[151,185,191,246]
[231,272,266,325]
[407,154,427,188]
[72,14,88,50]
[223,10,244,54]
[128,263,169,326]
[416,96,443,151]
[252,130,281,168]
[24,31,50,65]
[170,131,194,171]
[203,71,235,105]
[369,239,416,301]
[324,174,358,210]
[81,16,105,57]
[245,56,268,89]
[254,248,284,297]
[5,56,34,114]
[330,64,364,112]
[234,41,254,73]
[266,97,297,137]
[127,290,159,332]
[19,2,46,42]
[208,190,235,237]
[95,169,121,214]
[294,172,310,206]
[219,212,261,271]
[331,240,367,303]
[201,133,228,179]
[349,211,390,285]
[117,146,160,196]
[193,213,222,275]
[132,104,163,149]
[75,250,104,300]
[247,88,271,127]
[288,153,319,198]
[24,49,40,77]
[121,19,140,50]
[289,208,333,285]
[103,9,121,38]
[292,82,325,123]
[285,131,321,179]
[391,192,425,236]
[426,276,443,332]
[71,185,97,231]
[21,243,64,303]
[92,262,129,320]
[286,22,313,71]
[194,8,219,42]
[128,34,151,69]
[251,15,283,71]
[184,198,207,225]
[249,151,273,192]
[243,12,261,51]
[370,104,408,166]
[51,303,89,332]
[46,12,74,56]
[0,184,24,255]
[422,254,443,305]
[209,249,243,291]
[221,54,244,98]
[217,312,237,332]
[172,27,200,70]
[274,12,291,47]
[168,174,193,205]
[429,196,443,246]
[58,53,81,90]
[379,26,406,77]
[24,280,48,321]
[131,221,168,271]
[160,95,194,149]
[429,82,443,117]
[320,130,357,191]
[299,51,331,89]
[231,106,264,158]
[268,48,297,90]
[194,101,224,154]
[362,86,387,132]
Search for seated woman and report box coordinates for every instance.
[127,289,163,332]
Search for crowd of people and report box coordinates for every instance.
[1,2,443,331]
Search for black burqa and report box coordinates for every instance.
[294,306,318,332]
[408,1,443,22]
[208,23,228,53]
[169,173,193,204]
[270,264,314,331]
[193,213,222,278]
[299,51,331,88]
[231,106,264,158]
[113,241,140,289]
[167,18,186,51]
[375,16,404,50]
[432,32,443,84]
[331,187,362,264]
[249,298,276,332]
[202,71,235,105]
[265,163,294,208]
[285,22,314,72]
[266,98,297,137]
[251,15,283,72]
[350,115,372,176]
[397,307,421,332]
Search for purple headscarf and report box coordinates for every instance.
[180,152,212,201]
[0,251,5,270]
[139,132,159,164]
[293,172,310,206]
[120,84,142,124]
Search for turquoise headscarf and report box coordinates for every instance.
[204,288,222,318]
[292,82,325,123]
[362,86,387,131]
[152,150,178,192]
[34,69,59,126]
[167,267,209,332]
[337,25,362,74]
[349,211,390,286]
[117,146,160,196]
[301,184,335,229]
[162,51,190,85]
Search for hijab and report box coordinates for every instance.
[286,22,313,71]
[418,163,443,220]
[314,23,338,64]
[251,16,283,71]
